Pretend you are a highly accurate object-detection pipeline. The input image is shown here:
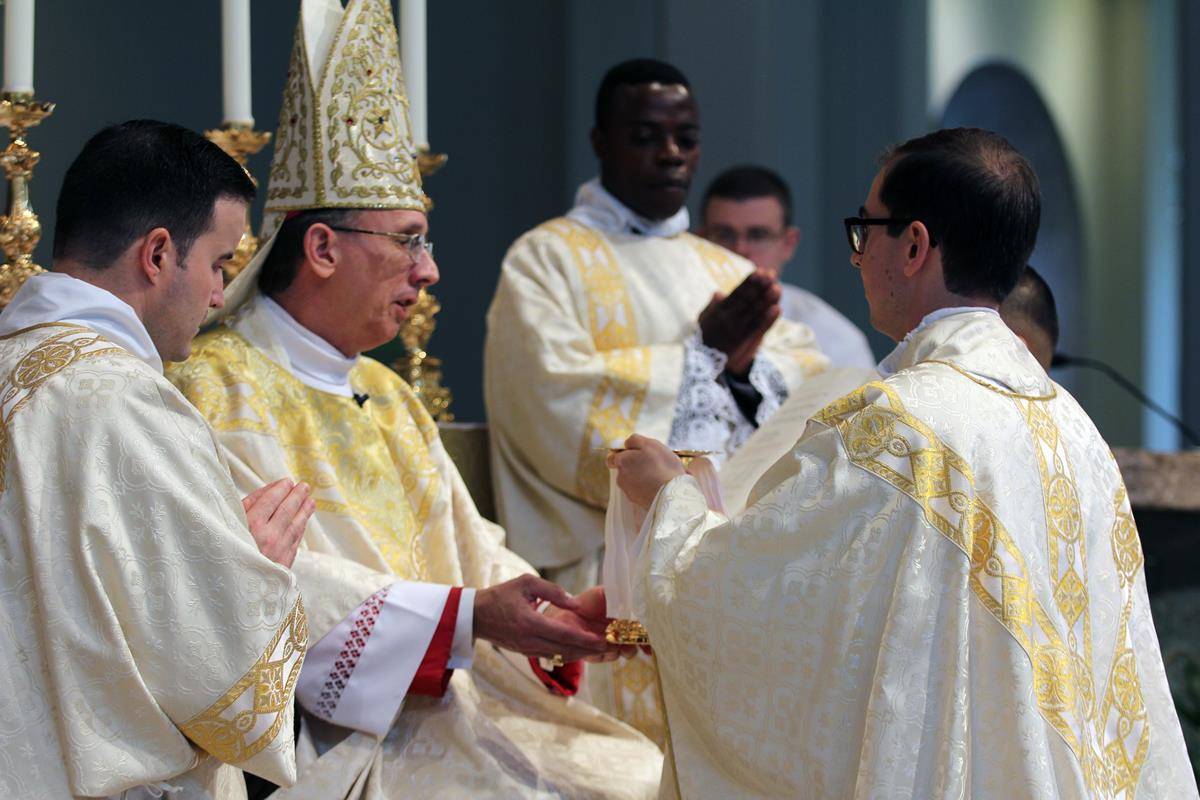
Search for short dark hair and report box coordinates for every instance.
[878,127,1040,302]
[1001,264,1059,349]
[257,208,359,296]
[53,119,255,269]
[703,165,793,225]
[594,58,691,129]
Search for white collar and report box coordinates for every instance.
[234,294,358,397]
[0,272,163,372]
[566,177,690,238]
[877,306,1000,376]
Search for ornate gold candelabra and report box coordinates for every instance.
[0,92,54,308]
[204,122,271,281]
[416,144,447,177]
[393,144,454,421]
[394,288,453,421]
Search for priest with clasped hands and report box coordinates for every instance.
[0,120,313,799]
[612,127,1197,798]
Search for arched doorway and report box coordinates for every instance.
[941,63,1084,382]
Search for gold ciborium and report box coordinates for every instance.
[204,122,272,281]
[0,92,54,308]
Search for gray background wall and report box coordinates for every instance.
[9,0,1189,447]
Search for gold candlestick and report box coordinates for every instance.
[416,143,447,177]
[204,122,271,281]
[392,143,454,421]
[0,92,54,308]
[394,288,454,421]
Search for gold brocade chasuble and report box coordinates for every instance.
[0,323,305,799]
[636,311,1197,799]
[168,316,663,800]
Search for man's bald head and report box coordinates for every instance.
[999,264,1058,369]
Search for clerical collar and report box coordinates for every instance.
[0,272,163,372]
[877,306,1000,377]
[243,295,358,397]
[567,177,690,238]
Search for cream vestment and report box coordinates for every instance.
[635,309,1197,799]
[0,273,305,799]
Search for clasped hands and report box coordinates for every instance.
[473,576,642,663]
[242,477,315,568]
[698,267,781,377]
[605,272,778,510]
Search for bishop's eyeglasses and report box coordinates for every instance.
[329,226,434,261]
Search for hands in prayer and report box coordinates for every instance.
[608,434,686,508]
[473,576,638,662]
[698,268,782,377]
[242,478,315,568]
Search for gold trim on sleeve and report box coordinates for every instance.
[180,596,308,765]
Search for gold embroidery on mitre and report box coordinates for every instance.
[180,597,307,763]
[265,0,427,216]
[266,18,312,203]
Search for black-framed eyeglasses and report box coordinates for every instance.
[330,226,434,261]
[842,216,913,255]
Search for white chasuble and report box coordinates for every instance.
[635,311,1197,799]
[0,320,305,799]
[168,300,662,800]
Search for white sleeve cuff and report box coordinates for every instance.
[448,587,476,669]
[295,581,450,737]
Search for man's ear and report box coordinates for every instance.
[302,223,339,280]
[901,220,933,278]
[136,227,173,284]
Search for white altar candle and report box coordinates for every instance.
[400,0,427,147]
[221,0,253,125]
[3,0,35,94]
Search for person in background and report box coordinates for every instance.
[700,164,876,368]
[999,263,1058,369]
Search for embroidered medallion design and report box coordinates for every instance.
[0,324,123,492]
